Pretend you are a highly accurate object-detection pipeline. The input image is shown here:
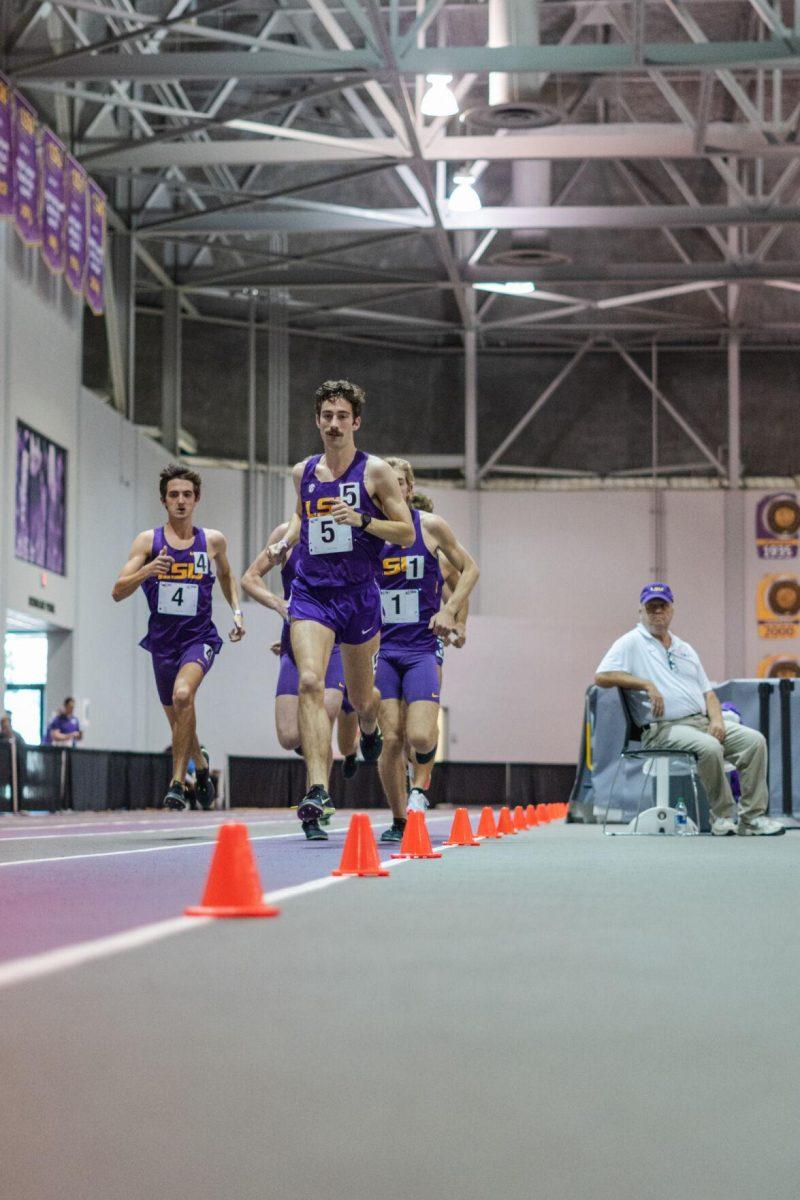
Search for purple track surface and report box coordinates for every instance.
[0,808,458,964]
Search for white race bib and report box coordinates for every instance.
[308,516,353,556]
[157,580,199,616]
[381,589,420,624]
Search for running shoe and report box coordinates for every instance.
[195,773,216,811]
[163,781,187,811]
[737,816,785,836]
[297,784,331,823]
[711,816,737,836]
[303,819,328,841]
[359,724,383,763]
[380,818,406,843]
[342,753,359,780]
[406,787,429,813]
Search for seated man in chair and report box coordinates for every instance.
[595,582,783,837]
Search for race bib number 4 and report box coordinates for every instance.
[381,589,420,624]
[309,516,353,556]
[157,581,199,616]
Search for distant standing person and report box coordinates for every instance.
[112,463,245,811]
[45,697,83,747]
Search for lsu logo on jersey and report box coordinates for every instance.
[382,555,424,580]
[303,481,360,518]
[159,551,210,581]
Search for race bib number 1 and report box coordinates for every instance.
[157,581,199,616]
[381,589,420,624]
[308,516,353,556]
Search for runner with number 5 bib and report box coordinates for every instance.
[112,464,245,811]
[267,380,414,841]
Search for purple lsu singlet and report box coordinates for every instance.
[295,451,386,589]
[379,508,442,652]
[139,526,222,656]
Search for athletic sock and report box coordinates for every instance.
[196,767,209,785]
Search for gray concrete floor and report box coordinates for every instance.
[2,823,800,1200]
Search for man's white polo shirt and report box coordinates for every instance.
[596,623,712,726]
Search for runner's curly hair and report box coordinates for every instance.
[159,462,202,501]
[411,491,434,513]
[314,379,365,418]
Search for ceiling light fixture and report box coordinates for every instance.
[448,172,481,213]
[420,74,459,118]
[475,281,537,296]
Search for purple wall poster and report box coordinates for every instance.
[85,180,106,314]
[41,129,66,273]
[0,74,12,219]
[64,155,87,296]
[12,91,40,245]
[15,422,68,577]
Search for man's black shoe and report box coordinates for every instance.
[195,772,216,811]
[342,753,359,780]
[163,781,187,811]
[303,819,328,841]
[297,784,331,823]
[380,818,406,844]
[359,724,383,763]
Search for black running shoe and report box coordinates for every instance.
[163,781,187,811]
[195,772,216,811]
[303,819,328,841]
[359,724,383,763]
[380,818,406,843]
[342,753,359,780]
[297,784,331,823]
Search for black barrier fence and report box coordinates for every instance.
[0,745,173,812]
[228,757,576,810]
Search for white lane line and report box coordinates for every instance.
[0,825,461,990]
[0,817,299,843]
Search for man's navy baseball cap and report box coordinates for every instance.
[640,582,674,605]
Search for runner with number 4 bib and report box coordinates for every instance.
[112,464,245,811]
[377,458,480,843]
[267,380,414,841]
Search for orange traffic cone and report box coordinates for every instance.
[476,806,499,839]
[525,804,539,827]
[496,806,516,835]
[536,803,550,824]
[332,813,389,877]
[443,807,480,847]
[185,823,280,918]
[513,805,528,831]
[391,810,442,859]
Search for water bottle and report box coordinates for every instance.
[675,799,688,834]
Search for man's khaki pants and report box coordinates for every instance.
[641,715,769,822]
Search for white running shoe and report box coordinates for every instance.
[737,816,785,836]
[406,788,429,813]
[711,817,738,836]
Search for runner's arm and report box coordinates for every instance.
[426,515,479,635]
[208,531,245,641]
[267,464,304,563]
[331,457,414,546]
[242,523,290,617]
[440,556,469,646]
[112,531,162,601]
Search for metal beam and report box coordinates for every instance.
[161,287,182,456]
[479,340,596,480]
[611,340,725,474]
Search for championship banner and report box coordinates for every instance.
[12,91,40,245]
[41,130,66,273]
[0,74,12,219]
[64,155,87,296]
[85,180,106,314]
[757,654,800,679]
[755,492,800,560]
[756,574,800,639]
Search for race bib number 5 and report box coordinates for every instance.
[308,516,353,556]
[157,581,199,616]
[381,589,419,624]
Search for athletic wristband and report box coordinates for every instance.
[234,609,243,618]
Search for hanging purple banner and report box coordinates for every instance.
[64,155,87,296]
[85,180,106,314]
[41,130,66,273]
[0,74,12,219]
[12,91,40,244]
